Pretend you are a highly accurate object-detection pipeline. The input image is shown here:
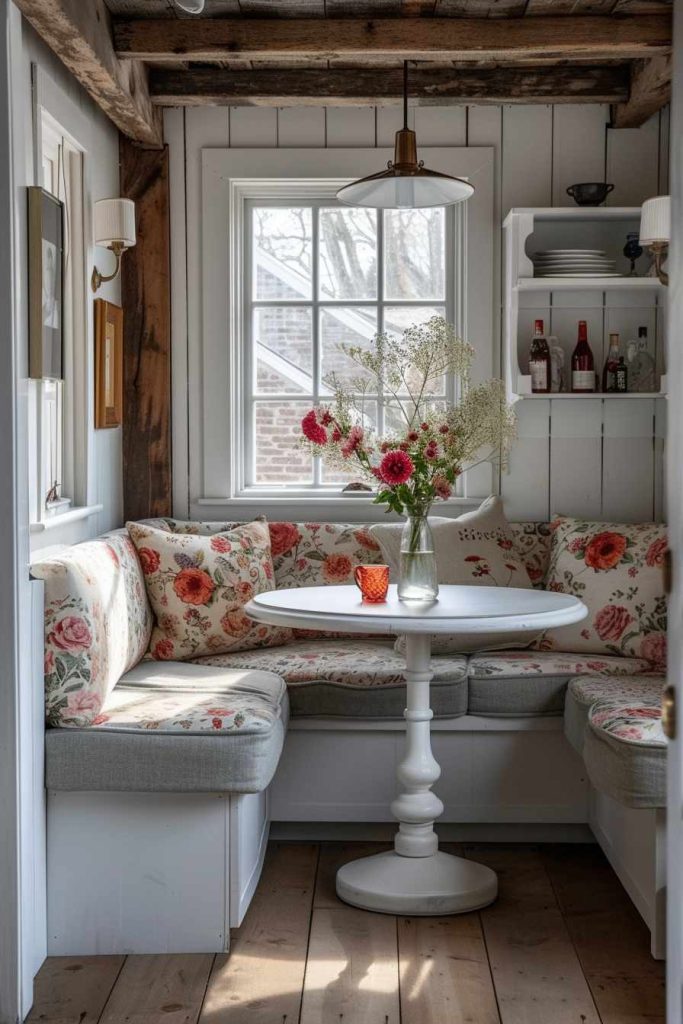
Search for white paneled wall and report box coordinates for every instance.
[166,102,669,523]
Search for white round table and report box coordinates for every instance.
[245,584,587,916]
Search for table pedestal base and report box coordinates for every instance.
[336,850,497,916]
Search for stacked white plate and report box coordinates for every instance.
[533,249,620,278]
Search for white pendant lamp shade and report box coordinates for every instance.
[337,64,474,210]
[94,198,136,249]
[640,195,671,244]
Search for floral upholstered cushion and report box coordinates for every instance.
[536,518,667,666]
[371,496,533,590]
[564,674,665,753]
[127,519,291,661]
[509,522,553,587]
[193,640,468,719]
[466,650,651,718]
[584,697,667,808]
[32,532,153,727]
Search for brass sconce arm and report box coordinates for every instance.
[91,240,126,293]
[650,242,669,287]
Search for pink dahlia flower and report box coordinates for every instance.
[379,449,414,486]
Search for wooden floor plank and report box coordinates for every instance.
[542,844,665,1024]
[99,954,214,1024]
[398,915,501,1024]
[26,955,125,1024]
[466,844,602,1024]
[300,906,400,1024]
[199,842,318,1024]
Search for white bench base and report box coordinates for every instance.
[46,789,269,955]
[589,786,666,960]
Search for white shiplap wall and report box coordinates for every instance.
[166,102,669,523]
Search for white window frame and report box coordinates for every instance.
[195,147,494,521]
[242,197,457,493]
[29,65,98,536]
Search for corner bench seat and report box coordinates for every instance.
[467,651,654,718]
[565,674,665,755]
[193,640,467,719]
[45,662,289,793]
[584,697,667,809]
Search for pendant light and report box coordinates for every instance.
[337,62,474,210]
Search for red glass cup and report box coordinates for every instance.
[354,564,389,603]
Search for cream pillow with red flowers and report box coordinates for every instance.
[536,517,667,668]
[127,519,291,662]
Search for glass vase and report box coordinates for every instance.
[398,511,439,603]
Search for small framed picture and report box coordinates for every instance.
[94,299,123,429]
[28,186,64,380]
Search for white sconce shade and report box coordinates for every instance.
[94,198,136,249]
[640,195,670,245]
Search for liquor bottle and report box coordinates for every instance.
[571,320,595,393]
[627,325,656,393]
[529,319,550,394]
[615,357,628,393]
[601,332,620,392]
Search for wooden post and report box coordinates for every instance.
[120,137,172,521]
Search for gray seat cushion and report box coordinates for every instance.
[45,662,289,793]
[193,640,468,719]
[583,697,667,808]
[564,674,665,753]
[467,650,650,717]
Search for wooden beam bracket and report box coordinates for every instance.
[611,53,672,128]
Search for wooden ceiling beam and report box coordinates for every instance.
[14,0,162,146]
[113,14,671,63]
[150,65,630,106]
[611,53,672,127]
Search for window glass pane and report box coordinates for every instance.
[320,307,378,388]
[319,207,377,300]
[384,306,447,395]
[384,208,445,301]
[254,307,313,394]
[384,398,448,436]
[254,401,313,485]
[253,207,312,300]
[322,402,378,484]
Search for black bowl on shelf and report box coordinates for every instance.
[566,182,615,206]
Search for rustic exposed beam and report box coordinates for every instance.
[150,65,630,107]
[120,139,172,520]
[14,0,161,146]
[611,53,672,127]
[113,14,671,63]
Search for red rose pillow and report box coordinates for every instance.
[127,519,291,661]
[537,517,667,668]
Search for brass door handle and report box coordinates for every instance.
[663,685,676,740]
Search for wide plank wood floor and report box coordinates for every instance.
[28,842,664,1024]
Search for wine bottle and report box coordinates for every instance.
[615,357,628,393]
[529,319,550,394]
[571,321,595,393]
[601,332,620,392]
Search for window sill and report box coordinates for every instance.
[194,495,484,521]
[30,504,104,533]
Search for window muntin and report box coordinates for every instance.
[244,199,454,493]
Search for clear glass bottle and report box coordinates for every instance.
[627,326,656,393]
[398,509,439,603]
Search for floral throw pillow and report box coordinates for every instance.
[127,520,291,661]
[537,517,667,668]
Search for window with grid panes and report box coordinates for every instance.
[244,200,455,493]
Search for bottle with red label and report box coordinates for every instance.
[529,319,550,394]
[571,320,595,393]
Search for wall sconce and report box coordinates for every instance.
[640,195,670,286]
[91,198,136,293]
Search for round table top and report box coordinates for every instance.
[245,584,587,636]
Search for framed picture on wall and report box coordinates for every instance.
[94,299,123,429]
[28,185,64,380]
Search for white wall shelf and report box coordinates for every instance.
[503,207,667,403]
[517,391,666,400]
